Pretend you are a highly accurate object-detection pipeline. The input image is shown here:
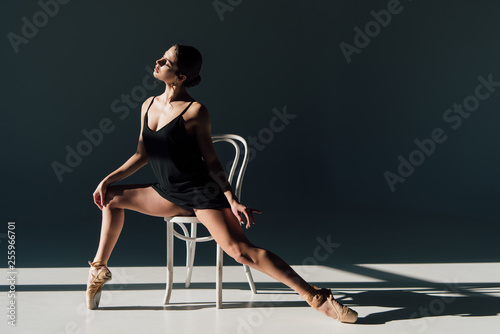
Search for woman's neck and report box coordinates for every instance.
[162,84,189,103]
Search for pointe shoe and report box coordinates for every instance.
[86,260,112,310]
[302,285,358,324]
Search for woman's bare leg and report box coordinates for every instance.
[193,207,311,296]
[92,184,194,265]
[92,207,124,264]
[87,184,195,309]
[194,207,354,320]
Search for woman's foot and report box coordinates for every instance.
[301,285,358,323]
[86,260,112,310]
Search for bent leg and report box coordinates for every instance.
[194,207,312,296]
[93,183,194,264]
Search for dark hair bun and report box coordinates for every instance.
[185,74,201,88]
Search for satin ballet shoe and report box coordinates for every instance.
[86,260,112,310]
[301,285,358,324]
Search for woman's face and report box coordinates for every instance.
[154,46,184,84]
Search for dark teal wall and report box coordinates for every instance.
[1,0,499,267]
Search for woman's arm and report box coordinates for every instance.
[193,104,238,205]
[193,104,261,228]
[101,152,148,185]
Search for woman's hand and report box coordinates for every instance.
[93,179,110,210]
[230,200,262,229]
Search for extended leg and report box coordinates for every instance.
[194,207,311,294]
[194,207,358,323]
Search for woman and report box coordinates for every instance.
[86,43,358,323]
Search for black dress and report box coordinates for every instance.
[142,96,231,215]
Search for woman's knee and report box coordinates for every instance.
[105,185,128,209]
[229,243,265,265]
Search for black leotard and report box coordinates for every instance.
[142,96,231,215]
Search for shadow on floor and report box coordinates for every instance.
[345,288,500,325]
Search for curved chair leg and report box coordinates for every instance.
[185,222,197,288]
[163,219,174,305]
[184,229,192,288]
[243,264,257,294]
[216,243,223,309]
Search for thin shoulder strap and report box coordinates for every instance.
[146,96,156,112]
[179,101,195,116]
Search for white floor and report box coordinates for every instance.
[1,263,499,334]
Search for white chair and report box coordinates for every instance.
[163,134,257,309]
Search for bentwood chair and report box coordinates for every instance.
[163,134,257,309]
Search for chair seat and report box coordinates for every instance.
[166,216,199,223]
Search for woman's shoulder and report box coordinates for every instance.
[141,95,156,108]
[139,96,156,114]
[187,101,209,117]
[144,95,156,106]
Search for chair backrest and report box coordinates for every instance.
[211,134,249,201]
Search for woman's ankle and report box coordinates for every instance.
[90,258,108,267]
